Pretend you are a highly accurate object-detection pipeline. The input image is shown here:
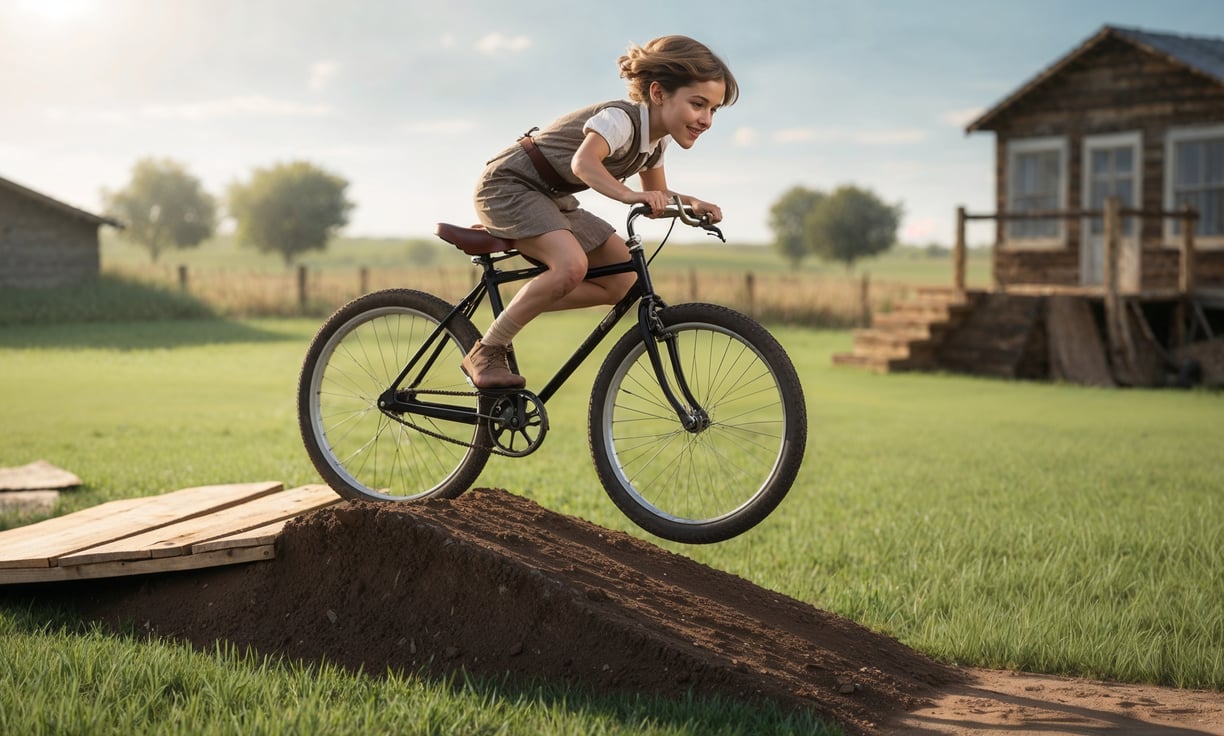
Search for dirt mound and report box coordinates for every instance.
[48,488,1224,734]
[64,488,951,734]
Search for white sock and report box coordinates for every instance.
[483,312,524,347]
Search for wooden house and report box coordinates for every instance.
[835,25,1224,386]
[0,175,120,288]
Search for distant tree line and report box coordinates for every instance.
[768,184,903,271]
[104,158,354,266]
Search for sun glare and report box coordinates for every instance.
[16,0,96,23]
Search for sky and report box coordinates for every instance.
[2,0,1223,247]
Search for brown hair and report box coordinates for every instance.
[618,35,739,107]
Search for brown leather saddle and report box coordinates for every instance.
[434,223,516,256]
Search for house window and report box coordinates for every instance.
[1166,125,1224,245]
[1006,137,1068,246]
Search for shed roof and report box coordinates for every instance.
[0,174,122,228]
[967,25,1224,133]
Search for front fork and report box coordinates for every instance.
[637,296,710,433]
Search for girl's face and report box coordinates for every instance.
[650,79,726,149]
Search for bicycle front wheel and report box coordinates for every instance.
[588,303,807,543]
[298,289,489,502]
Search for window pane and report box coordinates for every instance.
[1206,140,1224,186]
[1115,147,1133,174]
[1091,149,1110,176]
[1176,141,1202,186]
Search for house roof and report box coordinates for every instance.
[0,174,122,228]
[967,25,1224,133]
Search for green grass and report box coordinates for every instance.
[0,606,829,736]
[0,273,215,326]
[1,310,1221,733]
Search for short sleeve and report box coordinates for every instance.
[583,107,635,157]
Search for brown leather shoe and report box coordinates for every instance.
[461,340,526,389]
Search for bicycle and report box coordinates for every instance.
[297,201,807,543]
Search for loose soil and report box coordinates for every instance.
[36,488,1224,734]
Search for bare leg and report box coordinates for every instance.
[540,233,637,312]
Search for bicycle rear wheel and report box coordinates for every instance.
[588,303,806,543]
[298,289,489,502]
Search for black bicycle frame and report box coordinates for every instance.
[377,234,709,431]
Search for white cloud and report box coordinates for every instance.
[940,107,985,128]
[140,95,334,121]
[309,60,339,91]
[733,127,759,147]
[475,32,532,55]
[772,127,927,146]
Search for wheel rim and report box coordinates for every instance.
[306,306,480,500]
[600,321,789,526]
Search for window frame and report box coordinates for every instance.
[1004,136,1070,250]
[1164,123,1224,250]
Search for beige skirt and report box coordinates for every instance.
[473,147,614,253]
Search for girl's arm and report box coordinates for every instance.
[572,132,670,213]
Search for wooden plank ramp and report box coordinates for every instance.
[0,482,339,585]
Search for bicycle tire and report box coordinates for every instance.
[298,288,490,502]
[588,303,806,543]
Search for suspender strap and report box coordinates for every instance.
[517,127,588,195]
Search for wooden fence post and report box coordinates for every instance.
[860,272,871,327]
[177,265,188,291]
[689,268,698,301]
[360,267,369,295]
[298,265,308,312]
[744,272,755,317]
[954,206,966,293]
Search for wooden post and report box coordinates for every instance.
[177,265,188,291]
[954,206,966,293]
[1179,204,1196,295]
[359,266,369,295]
[297,265,308,311]
[1103,197,1136,383]
[1173,205,1197,349]
[744,272,755,317]
[860,272,871,327]
[689,268,698,301]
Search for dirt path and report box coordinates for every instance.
[44,488,1223,735]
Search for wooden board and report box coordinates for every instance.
[0,483,339,584]
[1047,295,1116,387]
[0,481,284,569]
[58,485,338,566]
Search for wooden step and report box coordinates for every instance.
[0,483,340,584]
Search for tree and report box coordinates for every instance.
[767,186,824,268]
[228,161,354,266]
[805,185,902,271]
[103,158,217,263]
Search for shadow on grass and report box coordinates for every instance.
[0,594,843,736]
[0,275,302,350]
[0,318,298,350]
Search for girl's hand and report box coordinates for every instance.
[625,189,671,216]
[690,198,723,224]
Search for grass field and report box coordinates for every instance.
[1,309,1220,733]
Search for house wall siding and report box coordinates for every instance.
[0,188,100,287]
[987,36,1224,290]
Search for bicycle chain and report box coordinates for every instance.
[383,388,529,458]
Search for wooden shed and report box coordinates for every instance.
[836,25,1224,386]
[0,175,121,288]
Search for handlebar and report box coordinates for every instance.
[628,196,726,243]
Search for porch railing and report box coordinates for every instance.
[952,201,1199,295]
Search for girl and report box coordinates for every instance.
[461,34,739,389]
